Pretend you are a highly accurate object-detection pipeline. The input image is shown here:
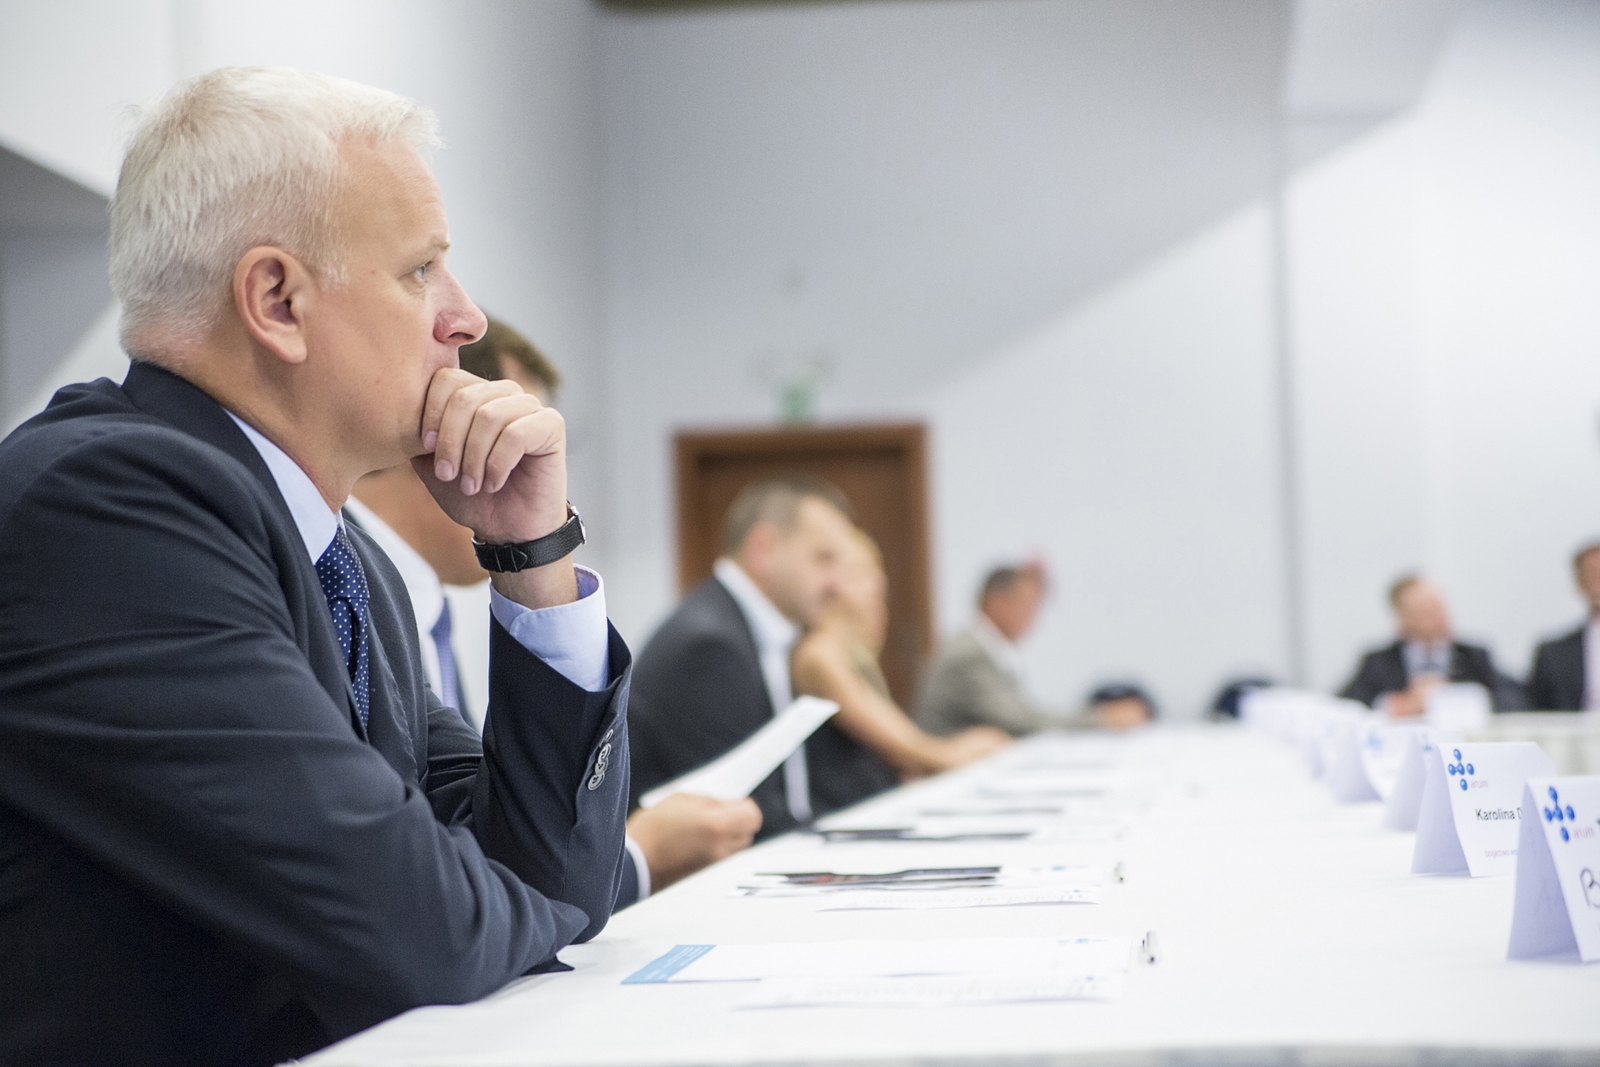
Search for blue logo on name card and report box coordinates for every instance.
[1543,786,1578,843]
[1448,749,1475,791]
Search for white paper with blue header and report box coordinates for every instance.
[1508,776,1600,963]
[1412,741,1555,877]
[622,937,1134,1006]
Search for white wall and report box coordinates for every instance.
[918,207,1287,714]
[595,0,1293,656]
[0,2,172,194]
[1288,0,1600,690]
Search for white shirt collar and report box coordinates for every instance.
[713,557,798,654]
[970,611,1026,677]
[342,497,445,633]
[226,412,340,562]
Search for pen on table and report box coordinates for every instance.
[1140,930,1160,965]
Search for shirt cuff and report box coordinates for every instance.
[489,566,610,692]
[624,834,652,901]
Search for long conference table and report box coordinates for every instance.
[302,723,1600,1066]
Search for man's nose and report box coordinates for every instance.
[435,276,488,346]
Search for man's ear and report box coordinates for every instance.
[233,246,315,365]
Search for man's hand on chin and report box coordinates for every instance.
[413,367,579,610]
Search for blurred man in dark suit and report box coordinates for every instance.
[629,475,858,837]
[1525,541,1600,711]
[1339,574,1521,715]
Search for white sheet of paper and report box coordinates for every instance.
[736,971,1126,1009]
[639,695,838,808]
[1508,776,1600,963]
[1383,727,1460,831]
[814,884,1103,910]
[1327,718,1411,803]
[625,936,1133,984]
[1412,741,1556,877]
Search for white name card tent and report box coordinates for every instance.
[1508,776,1600,963]
[1425,682,1492,733]
[1412,741,1556,877]
[1327,720,1415,804]
[639,696,839,809]
[1383,727,1462,831]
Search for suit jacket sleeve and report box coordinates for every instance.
[1338,652,1391,707]
[1456,644,1523,712]
[1527,643,1558,711]
[0,432,616,1039]
[630,629,793,835]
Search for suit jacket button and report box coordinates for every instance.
[587,741,612,790]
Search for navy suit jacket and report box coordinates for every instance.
[629,578,796,837]
[0,362,631,1066]
[1527,626,1586,711]
[1338,639,1521,711]
[629,577,894,839]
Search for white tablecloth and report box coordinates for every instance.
[303,725,1600,1066]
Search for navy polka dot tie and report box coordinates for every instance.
[316,523,371,729]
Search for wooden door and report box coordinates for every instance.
[675,423,931,707]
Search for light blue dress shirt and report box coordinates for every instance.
[226,413,610,692]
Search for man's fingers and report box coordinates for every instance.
[430,379,524,485]
[419,368,484,450]
[481,409,565,494]
[456,399,553,495]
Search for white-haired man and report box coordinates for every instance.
[0,69,630,1065]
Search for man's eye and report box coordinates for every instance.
[413,262,431,281]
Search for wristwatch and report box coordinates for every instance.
[473,503,586,573]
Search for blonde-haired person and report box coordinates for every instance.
[793,528,1012,801]
[0,67,629,1063]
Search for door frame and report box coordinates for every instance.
[673,421,934,687]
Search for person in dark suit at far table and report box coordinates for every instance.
[0,68,632,1066]
[1339,573,1521,716]
[629,475,868,837]
[1525,541,1600,711]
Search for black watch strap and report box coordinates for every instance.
[473,504,586,573]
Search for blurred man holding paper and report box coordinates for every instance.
[630,475,857,836]
[1339,575,1521,715]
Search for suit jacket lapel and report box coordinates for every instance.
[119,360,368,739]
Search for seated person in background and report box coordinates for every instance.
[356,316,760,904]
[630,475,857,837]
[1081,683,1157,731]
[916,560,1057,737]
[1525,541,1600,711]
[1339,574,1521,715]
[792,528,1012,798]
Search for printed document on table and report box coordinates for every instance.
[623,936,1132,985]
[640,696,838,808]
[731,864,1106,909]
